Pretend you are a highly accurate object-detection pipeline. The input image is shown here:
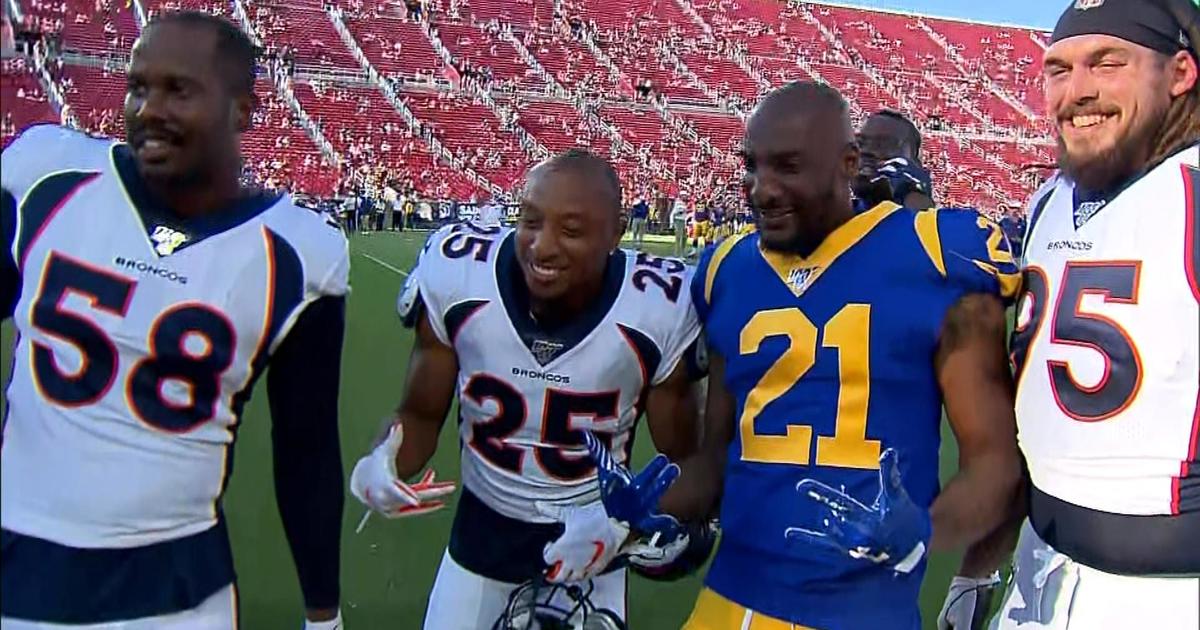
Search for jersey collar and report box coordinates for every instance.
[111,143,281,257]
[494,233,627,367]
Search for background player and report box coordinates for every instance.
[653,81,1023,629]
[0,12,347,629]
[853,109,936,210]
[349,149,704,629]
[954,1,1200,628]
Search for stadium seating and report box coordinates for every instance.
[1,57,58,146]
[0,0,1058,212]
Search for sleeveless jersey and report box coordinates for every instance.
[693,202,1018,628]
[400,223,700,522]
[1012,144,1200,516]
[1,125,350,548]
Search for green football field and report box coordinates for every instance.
[2,230,968,629]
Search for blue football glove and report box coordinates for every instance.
[872,157,933,202]
[583,431,682,539]
[785,448,930,574]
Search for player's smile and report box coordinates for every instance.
[526,259,565,285]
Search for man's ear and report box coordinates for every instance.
[234,91,256,134]
[842,141,862,180]
[1168,49,1198,98]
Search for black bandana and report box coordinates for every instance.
[1052,0,1192,55]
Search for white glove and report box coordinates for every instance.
[937,572,1002,630]
[303,610,343,629]
[537,501,630,584]
[349,423,456,519]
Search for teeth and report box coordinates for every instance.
[1071,114,1109,128]
[531,263,558,277]
[144,138,169,150]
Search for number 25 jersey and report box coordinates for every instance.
[1,125,349,549]
[400,223,700,521]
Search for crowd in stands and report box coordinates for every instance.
[1,0,1057,215]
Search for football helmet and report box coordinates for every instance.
[492,578,625,630]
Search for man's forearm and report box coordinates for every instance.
[394,414,443,479]
[958,478,1027,576]
[658,450,723,522]
[930,451,1022,552]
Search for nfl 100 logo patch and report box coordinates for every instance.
[787,265,820,296]
[530,339,564,365]
[150,225,188,256]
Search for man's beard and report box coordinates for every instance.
[1056,113,1162,192]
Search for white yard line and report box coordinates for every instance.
[361,253,409,276]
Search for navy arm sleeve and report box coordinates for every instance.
[2,187,18,320]
[267,295,346,611]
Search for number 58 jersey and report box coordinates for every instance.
[400,223,700,521]
[1,125,349,548]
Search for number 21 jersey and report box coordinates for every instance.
[1,125,350,549]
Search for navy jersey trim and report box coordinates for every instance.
[1030,485,1200,574]
[1023,182,1057,250]
[260,228,306,359]
[2,187,19,319]
[111,144,280,257]
[1180,163,1200,515]
[494,234,626,366]
[0,520,235,624]
[448,487,623,584]
[15,171,100,269]
[616,324,663,389]
[445,299,489,344]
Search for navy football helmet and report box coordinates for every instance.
[492,578,625,630]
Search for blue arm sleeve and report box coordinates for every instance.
[267,295,346,611]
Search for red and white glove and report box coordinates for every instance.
[350,423,455,520]
[537,501,630,584]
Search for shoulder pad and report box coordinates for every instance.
[1,125,109,200]
[914,208,1020,304]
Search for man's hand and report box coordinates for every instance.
[872,157,932,200]
[537,501,629,583]
[937,572,1002,629]
[585,431,682,539]
[786,448,930,574]
[349,423,456,520]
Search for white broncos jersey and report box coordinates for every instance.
[1,125,349,547]
[1013,143,1200,516]
[400,223,700,522]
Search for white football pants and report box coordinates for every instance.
[992,520,1199,630]
[0,584,236,630]
[423,549,626,630]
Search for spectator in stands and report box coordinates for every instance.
[853,109,935,210]
[629,195,649,247]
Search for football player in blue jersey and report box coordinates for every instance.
[853,109,935,211]
[636,81,1025,629]
[1,11,346,630]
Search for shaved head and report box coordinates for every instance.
[741,81,859,254]
[525,148,622,214]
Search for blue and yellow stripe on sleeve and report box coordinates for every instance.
[914,208,1021,304]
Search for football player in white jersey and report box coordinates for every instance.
[1,12,347,630]
[349,149,704,629]
[937,1,1200,628]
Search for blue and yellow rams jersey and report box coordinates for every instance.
[691,202,1018,629]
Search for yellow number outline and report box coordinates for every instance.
[738,305,881,469]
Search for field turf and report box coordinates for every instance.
[2,230,969,629]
